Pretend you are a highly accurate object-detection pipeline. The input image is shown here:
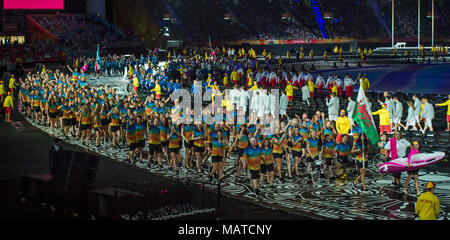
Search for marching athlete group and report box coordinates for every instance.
[4,48,449,197]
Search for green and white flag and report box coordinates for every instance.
[352,81,379,145]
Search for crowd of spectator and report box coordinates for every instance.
[319,0,388,39]
[168,0,251,41]
[33,14,140,56]
[229,0,320,40]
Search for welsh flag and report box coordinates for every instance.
[352,81,379,145]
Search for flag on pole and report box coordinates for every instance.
[352,81,379,145]
[96,44,102,66]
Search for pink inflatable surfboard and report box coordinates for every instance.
[379,151,445,174]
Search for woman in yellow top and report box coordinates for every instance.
[309,49,314,59]
[132,74,139,95]
[372,104,391,134]
[0,81,5,104]
[128,65,134,79]
[358,73,370,92]
[151,81,162,99]
[223,73,229,87]
[230,70,239,85]
[435,94,450,131]
[250,82,258,91]
[285,82,298,101]
[8,75,16,95]
[331,81,338,96]
[307,78,317,98]
[336,110,350,135]
[3,91,13,122]
[247,72,253,87]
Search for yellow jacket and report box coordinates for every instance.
[222,98,231,111]
[230,71,238,81]
[336,116,350,135]
[285,84,298,97]
[223,76,229,85]
[436,100,450,115]
[0,83,5,95]
[9,78,15,89]
[133,77,139,87]
[307,81,317,92]
[416,192,440,220]
[331,84,338,95]
[151,84,161,95]
[361,78,369,92]
[3,95,13,108]
[372,108,390,126]
[247,75,253,87]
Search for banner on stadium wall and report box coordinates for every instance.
[189,37,450,46]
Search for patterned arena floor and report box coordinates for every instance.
[23,115,450,220]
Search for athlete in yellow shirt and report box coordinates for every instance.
[285,82,298,101]
[151,81,162,99]
[372,104,391,134]
[435,94,450,131]
[3,91,13,122]
[416,182,440,220]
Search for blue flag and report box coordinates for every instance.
[96,44,102,65]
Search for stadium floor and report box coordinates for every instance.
[16,112,450,220]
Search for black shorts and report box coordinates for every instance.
[292,150,302,158]
[324,158,333,166]
[161,141,168,147]
[407,169,419,175]
[356,160,368,169]
[101,119,108,127]
[138,140,145,148]
[249,169,260,179]
[49,112,57,118]
[211,155,223,163]
[338,156,350,165]
[169,147,180,153]
[273,153,283,159]
[33,106,40,112]
[307,156,316,163]
[111,126,120,132]
[80,124,91,130]
[63,118,72,126]
[301,141,307,149]
[184,140,193,148]
[148,144,159,155]
[261,163,274,174]
[128,143,137,150]
[237,148,245,158]
[194,146,204,153]
[94,127,101,132]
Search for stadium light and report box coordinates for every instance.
[418,0,420,48]
[391,0,394,48]
[431,0,434,47]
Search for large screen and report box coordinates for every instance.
[4,0,64,9]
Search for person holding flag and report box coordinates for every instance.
[351,79,380,190]
[95,44,102,77]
